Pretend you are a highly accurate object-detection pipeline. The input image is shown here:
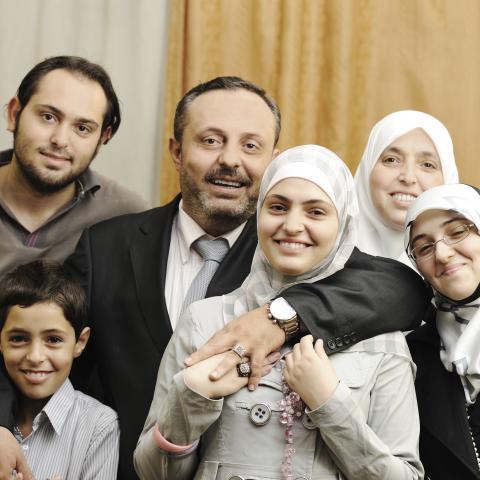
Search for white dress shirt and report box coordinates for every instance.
[165,201,246,329]
[13,379,119,479]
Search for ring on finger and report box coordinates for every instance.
[236,361,251,377]
[230,343,247,359]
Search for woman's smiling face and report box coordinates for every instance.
[369,128,444,230]
[410,209,480,300]
[258,177,339,276]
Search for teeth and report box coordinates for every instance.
[24,371,49,377]
[278,241,307,250]
[392,193,416,202]
[212,179,242,188]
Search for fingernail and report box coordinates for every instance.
[248,384,255,391]
[210,370,219,380]
[184,357,192,366]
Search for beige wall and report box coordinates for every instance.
[0,0,169,206]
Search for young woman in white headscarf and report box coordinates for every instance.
[406,184,480,479]
[355,110,459,263]
[134,145,423,480]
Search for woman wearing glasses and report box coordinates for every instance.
[406,184,480,479]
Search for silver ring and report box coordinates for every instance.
[237,362,251,377]
[230,343,247,359]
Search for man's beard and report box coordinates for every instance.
[13,129,101,194]
[180,166,258,231]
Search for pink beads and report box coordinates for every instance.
[277,358,304,479]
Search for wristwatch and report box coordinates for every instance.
[267,297,300,341]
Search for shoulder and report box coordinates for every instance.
[72,389,119,432]
[183,296,227,342]
[86,196,179,237]
[87,170,148,212]
[346,331,411,359]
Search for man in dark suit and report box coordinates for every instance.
[0,76,430,480]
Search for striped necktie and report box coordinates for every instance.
[181,238,229,313]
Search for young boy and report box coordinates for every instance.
[0,260,119,479]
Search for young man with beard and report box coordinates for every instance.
[0,56,146,480]
[2,76,430,480]
[0,55,147,276]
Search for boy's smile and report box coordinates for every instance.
[0,302,89,409]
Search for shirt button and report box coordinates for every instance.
[327,339,336,350]
[249,403,272,426]
[22,444,29,451]
[301,413,316,430]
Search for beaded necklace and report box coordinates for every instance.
[277,358,305,480]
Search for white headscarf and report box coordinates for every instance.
[221,144,358,319]
[405,184,480,403]
[355,110,459,262]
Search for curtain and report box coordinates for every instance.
[160,0,480,204]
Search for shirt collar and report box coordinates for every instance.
[177,200,246,264]
[39,379,75,436]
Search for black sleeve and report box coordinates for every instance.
[64,228,98,393]
[281,248,432,355]
[0,361,15,430]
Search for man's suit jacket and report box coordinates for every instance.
[64,196,257,479]
[408,313,480,479]
[3,194,426,480]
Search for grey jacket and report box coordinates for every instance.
[134,297,424,480]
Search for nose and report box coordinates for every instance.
[283,210,305,234]
[435,239,455,262]
[398,161,417,185]
[218,144,240,169]
[50,123,69,149]
[26,341,46,364]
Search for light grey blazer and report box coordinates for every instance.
[134,296,424,480]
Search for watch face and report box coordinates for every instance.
[270,297,296,321]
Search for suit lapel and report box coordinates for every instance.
[411,323,479,474]
[206,216,258,298]
[130,197,180,352]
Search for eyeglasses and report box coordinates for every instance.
[409,223,477,262]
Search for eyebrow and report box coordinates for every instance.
[199,127,266,143]
[266,193,332,206]
[5,327,67,334]
[382,146,438,159]
[37,104,100,128]
[410,216,467,245]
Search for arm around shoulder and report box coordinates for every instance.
[281,249,431,354]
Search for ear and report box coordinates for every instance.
[100,126,112,145]
[74,327,91,358]
[7,97,22,133]
[169,137,182,172]
[272,148,281,159]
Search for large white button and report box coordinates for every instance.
[302,413,316,430]
[249,403,271,425]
